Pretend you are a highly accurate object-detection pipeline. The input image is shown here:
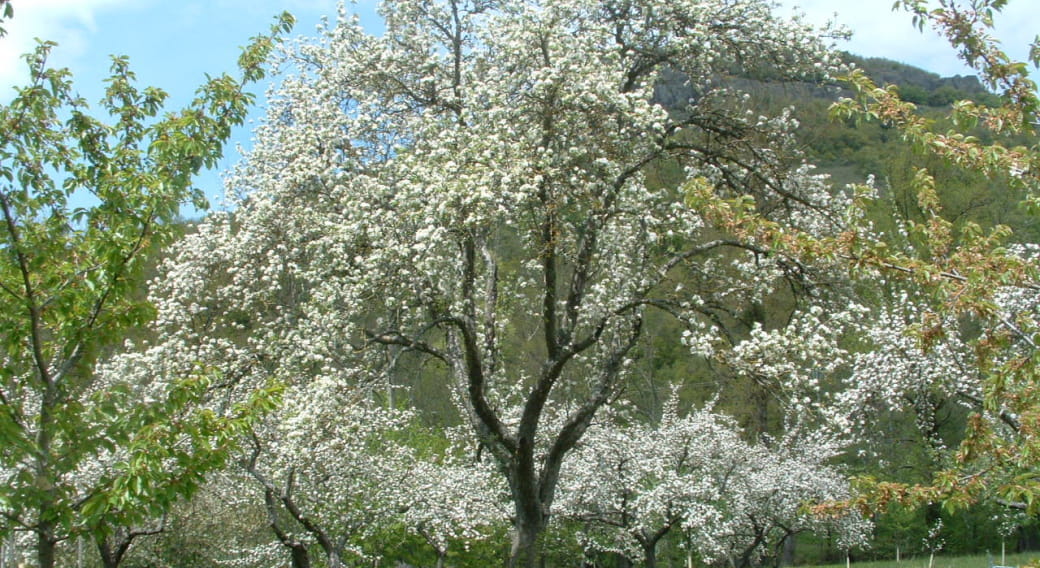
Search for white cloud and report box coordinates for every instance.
[0,0,132,91]
[779,0,1036,78]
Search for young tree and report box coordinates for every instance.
[558,402,868,568]
[160,1,851,565]
[704,433,870,568]
[395,434,509,568]
[0,11,293,568]
[243,381,417,568]
[557,406,737,568]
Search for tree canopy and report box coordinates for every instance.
[147,1,861,565]
[0,8,293,567]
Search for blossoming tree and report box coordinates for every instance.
[242,382,418,568]
[557,402,869,568]
[394,430,510,567]
[151,0,858,564]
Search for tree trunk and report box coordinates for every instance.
[508,518,543,568]
[642,541,657,568]
[290,544,311,568]
[36,385,59,568]
[36,525,56,568]
[98,543,118,568]
[98,548,123,568]
[780,535,796,567]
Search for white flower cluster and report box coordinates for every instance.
[557,402,869,565]
[110,0,862,562]
[727,304,869,400]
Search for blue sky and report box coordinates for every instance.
[0,0,1035,212]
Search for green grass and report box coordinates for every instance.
[810,553,1040,568]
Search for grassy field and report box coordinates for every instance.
[810,554,1040,568]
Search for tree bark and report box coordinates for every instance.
[97,535,126,568]
[290,544,312,568]
[508,517,543,568]
[642,540,657,568]
[36,525,56,568]
[35,386,59,568]
[781,534,797,567]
